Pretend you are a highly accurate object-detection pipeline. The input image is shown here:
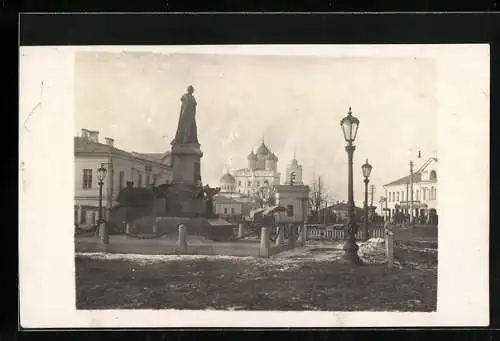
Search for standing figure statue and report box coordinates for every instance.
[172,85,199,145]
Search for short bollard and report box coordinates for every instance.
[385,222,394,268]
[297,225,305,246]
[152,223,158,234]
[275,225,284,246]
[260,227,270,257]
[125,222,132,234]
[178,224,188,254]
[99,221,109,245]
[238,223,245,238]
[288,223,296,249]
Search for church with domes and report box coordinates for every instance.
[228,139,281,196]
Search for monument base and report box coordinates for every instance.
[171,143,203,187]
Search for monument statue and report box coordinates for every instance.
[172,85,199,145]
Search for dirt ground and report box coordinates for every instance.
[75,238,437,311]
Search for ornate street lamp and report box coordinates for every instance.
[340,107,361,264]
[97,163,108,244]
[361,159,373,241]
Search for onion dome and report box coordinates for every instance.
[256,141,270,155]
[247,150,257,160]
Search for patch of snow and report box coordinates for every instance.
[75,252,254,265]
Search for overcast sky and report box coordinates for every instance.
[74,50,437,206]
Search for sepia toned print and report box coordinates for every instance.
[74,51,438,311]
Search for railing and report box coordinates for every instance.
[306,224,385,241]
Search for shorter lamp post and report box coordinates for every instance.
[361,159,373,241]
[340,107,361,265]
[97,163,109,244]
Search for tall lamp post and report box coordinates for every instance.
[97,163,108,244]
[361,159,373,241]
[340,107,361,264]
[409,160,414,226]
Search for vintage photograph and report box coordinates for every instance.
[73,48,439,311]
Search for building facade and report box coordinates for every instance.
[230,140,281,196]
[74,128,173,228]
[383,157,438,222]
[275,184,310,224]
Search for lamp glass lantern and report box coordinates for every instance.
[340,107,360,143]
[361,159,373,179]
[97,163,108,182]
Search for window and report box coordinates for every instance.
[231,207,235,214]
[82,169,92,189]
[146,175,150,187]
[396,192,399,202]
[224,207,228,214]
[287,205,294,217]
[145,165,152,173]
[80,208,87,224]
[416,190,419,201]
[434,189,437,200]
[91,212,96,225]
[119,171,125,190]
[430,170,437,181]
[248,180,252,186]
[138,174,143,188]
[238,181,241,186]
[423,188,427,200]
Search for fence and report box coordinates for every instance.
[306,224,385,241]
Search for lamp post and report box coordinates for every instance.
[409,160,414,226]
[97,163,108,244]
[361,159,373,241]
[340,107,361,264]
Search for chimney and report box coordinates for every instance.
[87,130,99,143]
[105,137,115,147]
[81,128,90,139]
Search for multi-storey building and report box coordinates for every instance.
[383,157,438,222]
[74,128,173,227]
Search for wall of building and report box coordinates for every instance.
[75,153,173,227]
[275,185,310,223]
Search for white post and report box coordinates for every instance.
[275,225,284,246]
[297,224,305,245]
[126,222,132,234]
[384,221,394,268]
[152,222,158,233]
[238,223,245,238]
[178,224,188,254]
[260,227,270,257]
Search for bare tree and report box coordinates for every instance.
[253,186,276,208]
[309,176,329,222]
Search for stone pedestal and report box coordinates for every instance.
[260,227,270,257]
[171,143,203,187]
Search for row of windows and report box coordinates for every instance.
[81,168,163,190]
[387,186,437,203]
[236,179,271,187]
